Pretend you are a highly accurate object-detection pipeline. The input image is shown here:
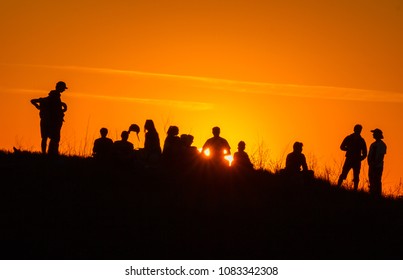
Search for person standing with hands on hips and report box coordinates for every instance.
[31,81,68,156]
[337,124,367,191]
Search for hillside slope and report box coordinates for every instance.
[1,151,403,259]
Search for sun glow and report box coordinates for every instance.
[201,148,210,157]
[224,155,233,166]
[1,0,402,194]
[197,147,233,166]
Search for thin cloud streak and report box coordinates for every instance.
[5,63,403,103]
[1,87,214,111]
[72,92,214,111]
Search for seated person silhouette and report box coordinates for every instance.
[113,131,134,163]
[162,125,182,165]
[143,119,161,165]
[92,127,113,161]
[232,141,254,171]
[284,142,314,182]
[180,134,200,166]
[201,126,231,167]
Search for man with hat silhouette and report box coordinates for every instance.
[31,81,68,155]
[368,128,387,197]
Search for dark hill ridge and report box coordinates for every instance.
[1,150,403,259]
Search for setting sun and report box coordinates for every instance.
[224,155,234,166]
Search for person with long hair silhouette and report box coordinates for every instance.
[143,119,161,165]
[368,128,387,197]
[337,124,367,190]
[31,81,68,155]
[162,125,181,165]
[202,126,231,167]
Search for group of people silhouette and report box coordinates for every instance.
[92,123,254,173]
[337,124,387,197]
[30,82,387,196]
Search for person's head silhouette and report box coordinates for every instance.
[354,124,362,134]
[293,142,303,153]
[371,128,384,140]
[100,127,108,137]
[238,141,246,152]
[167,126,179,136]
[55,81,68,93]
[121,131,129,141]
[212,126,220,137]
[145,119,156,132]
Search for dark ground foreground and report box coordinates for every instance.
[1,151,403,260]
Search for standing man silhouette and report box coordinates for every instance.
[31,81,68,155]
[367,128,387,197]
[337,124,367,190]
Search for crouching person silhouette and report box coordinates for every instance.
[232,141,254,172]
[282,142,314,185]
[162,125,182,167]
[113,131,134,165]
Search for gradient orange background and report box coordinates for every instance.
[1,0,402,194]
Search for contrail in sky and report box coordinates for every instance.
[4,63,403,103]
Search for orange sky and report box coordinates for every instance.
[1,0,403,194]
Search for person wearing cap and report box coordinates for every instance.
[31,81,68,155]
[337,124,367,190]
[367,128,387,197]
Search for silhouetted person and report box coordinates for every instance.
[368,128,387,197]
[202,126,231,167]
[128,123,140,141]
[143,119,161,165]
[113,131,134,163]
[337,124,367,190]
[180,134,200,166]
[31,81,68,155]
[284,142,313,184]
[162,125,181,165]
[92,127,113,161]
[232,141,254,171]
[285,142,308,173]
